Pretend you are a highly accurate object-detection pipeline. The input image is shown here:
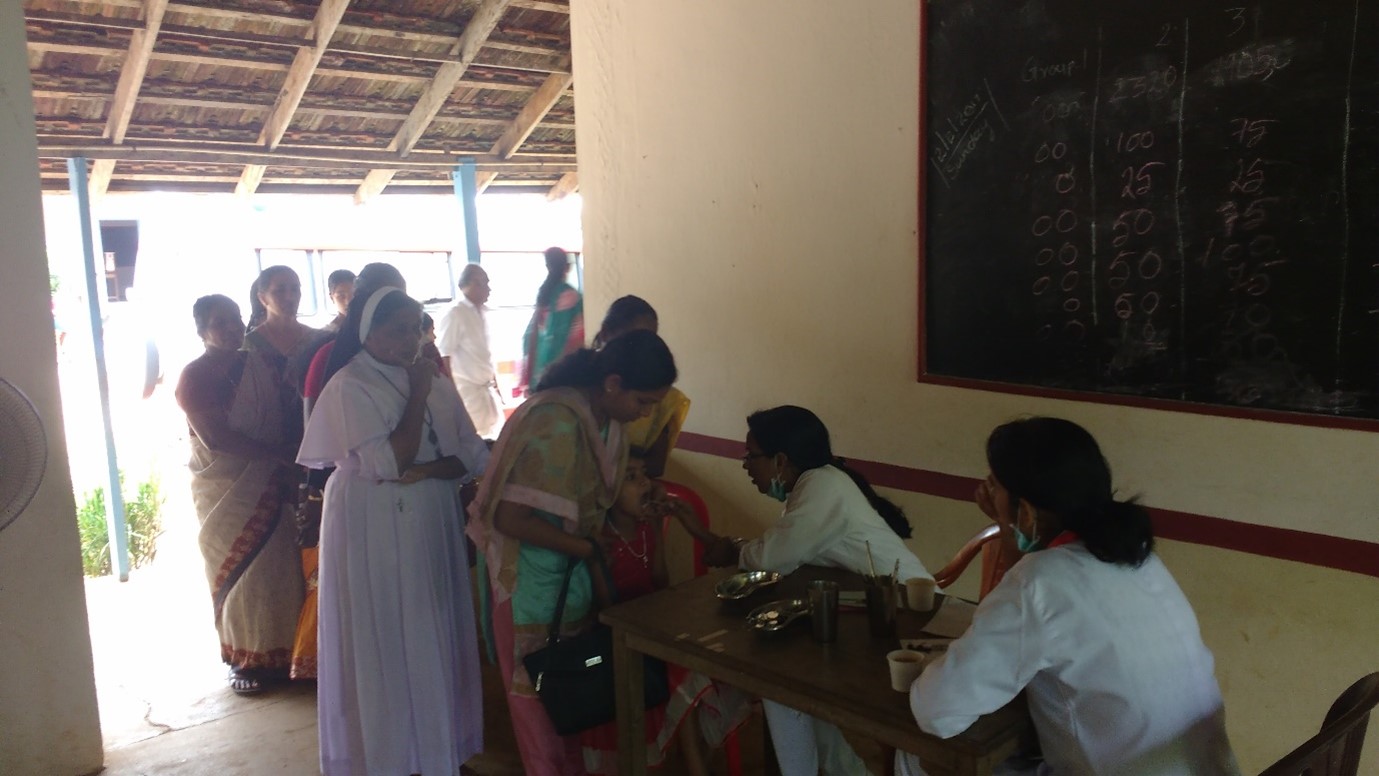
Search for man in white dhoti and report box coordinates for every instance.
[438,264,504,439]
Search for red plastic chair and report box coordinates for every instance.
[659,480,742,776]
[661,480,710,577]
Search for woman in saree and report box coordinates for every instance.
[246,264,327,400]
[591,295,690,478]
[517,246,584,395]
[299,286,490,776]
[246,265,323,680]
[467,329,679,776]
[175,294,304,695]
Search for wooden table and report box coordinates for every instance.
[600,566,1032,776]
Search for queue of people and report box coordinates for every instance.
[174,251,1239,775]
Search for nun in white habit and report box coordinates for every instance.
[299,286,490,776]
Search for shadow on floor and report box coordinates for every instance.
[86,514,884,775]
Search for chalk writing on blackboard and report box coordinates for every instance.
[922,0,1379,420]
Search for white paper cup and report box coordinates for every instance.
[905,577,937,611]
[886,649,926,692]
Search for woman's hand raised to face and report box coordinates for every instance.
[974,476,1002,524]
[701,535,741,568]
[406,356,436,398]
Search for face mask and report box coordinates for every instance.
[1014,524,1040,553]
[767,463,788,502]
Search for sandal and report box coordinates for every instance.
[228,669,265,696]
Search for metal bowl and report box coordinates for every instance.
[714,570,783,600]
[746,598,810,633]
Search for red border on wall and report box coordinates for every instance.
[678,431,1379,578]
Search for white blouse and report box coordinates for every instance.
[907,542,1240,776]
[298,351,489,479]
[738,465,930,581]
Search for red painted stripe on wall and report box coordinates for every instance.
[677,432,1379,578]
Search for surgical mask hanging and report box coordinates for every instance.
[1014,514,1040,553]
[767,463,788,502]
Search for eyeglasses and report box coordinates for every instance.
[741,451,771,462]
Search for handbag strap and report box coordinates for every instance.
[545,556,579,646]
[544,540,608,646]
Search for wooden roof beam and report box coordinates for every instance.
[355,0,512,203]
[85,0,568,44]
[236,0,352,195]
[92,0,170,198]
[475,65,572,194]
[510,0,570,13]
[35,141,578,171]
[546,171,578,200]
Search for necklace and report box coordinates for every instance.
[369,363,443,460]
[607,520,649,565]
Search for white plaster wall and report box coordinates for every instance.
[0,1,104,772]
[572,0,1379,770]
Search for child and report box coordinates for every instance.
[580,452,751,776]
[419,312,450,380]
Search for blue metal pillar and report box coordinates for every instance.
[67,157,130,581]
[453,160,482,264]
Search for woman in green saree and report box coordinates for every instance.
[467,329,678,776]
[518,246,584,395]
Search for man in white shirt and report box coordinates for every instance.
[437,264,503,439]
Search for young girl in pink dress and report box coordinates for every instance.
[580,452,750,776]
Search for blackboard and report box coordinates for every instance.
[922,0,1379,421]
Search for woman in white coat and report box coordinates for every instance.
[702,405,933,776]
[899,417,1239,776]
[298,286,490,776]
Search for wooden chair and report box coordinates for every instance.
[1258,672,1379,776]
[933,523,1018,599]
[659,480,743,776]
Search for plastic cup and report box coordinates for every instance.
[887,649,926,691]
[807,580,839,643]
[905,577,937,611]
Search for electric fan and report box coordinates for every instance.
[0,378,48,534]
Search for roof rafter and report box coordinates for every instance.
[35,141,578,172]
[474,64,572,193]
[90,0,170,198]
[236,0,353,195]
[355,0,513,203]
[546,171,578,200]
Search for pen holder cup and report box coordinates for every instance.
[864,577,898,639]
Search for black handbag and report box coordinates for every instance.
[521,556,670,735]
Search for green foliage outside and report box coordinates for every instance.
[76,473,165,577]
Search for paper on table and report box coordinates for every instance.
[838,590,867,611]
[922,597,976,638]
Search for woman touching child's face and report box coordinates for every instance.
[614,457,656,519]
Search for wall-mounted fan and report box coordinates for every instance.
[0,378,47,534]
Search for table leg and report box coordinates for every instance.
[611,626,647,775]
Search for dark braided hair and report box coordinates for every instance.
[747,405,912,539]
[593,295,658,348]
[536,328,677,393]
[986,417,1153,566]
